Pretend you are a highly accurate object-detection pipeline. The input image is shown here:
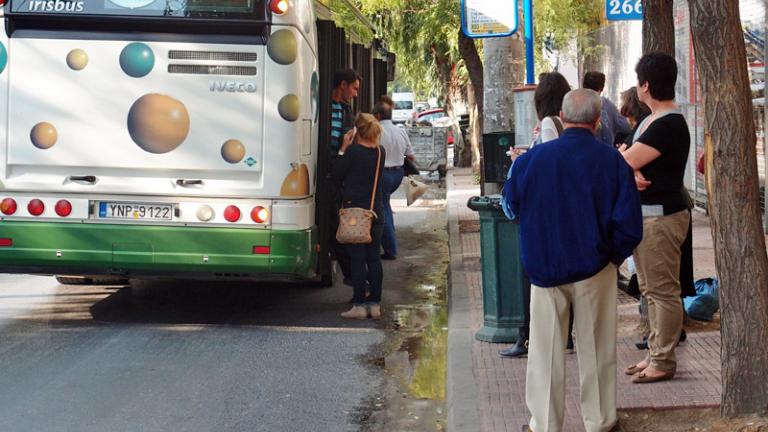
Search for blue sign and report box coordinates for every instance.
[461,0,518,39]
[606,0,642,20]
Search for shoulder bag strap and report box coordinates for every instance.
[369,147,382,211]
[548,116,564,136]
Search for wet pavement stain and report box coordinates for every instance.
[355,177,449,432]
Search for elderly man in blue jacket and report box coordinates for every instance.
[508,88,642,432]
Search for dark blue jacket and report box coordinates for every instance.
[507,128,642,287]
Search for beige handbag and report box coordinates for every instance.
[336,147,382,244]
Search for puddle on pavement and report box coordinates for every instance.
[388,302,447,401]
[378,243,448,428]
[351,178,448,432]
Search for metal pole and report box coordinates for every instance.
[523,0,534,85]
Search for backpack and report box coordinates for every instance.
[683,278,719,321]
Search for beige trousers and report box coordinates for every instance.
[633,209,690,372]
[526,264,618,432]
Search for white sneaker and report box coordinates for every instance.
[369,304,381,320]
[340,306,368,320]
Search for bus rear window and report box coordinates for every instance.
[105,0,253,14]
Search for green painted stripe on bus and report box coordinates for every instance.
[0,221,317,277]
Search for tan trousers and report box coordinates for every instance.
[633,209,690,372]
[526,264,617,432]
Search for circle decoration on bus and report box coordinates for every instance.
[311,72,319,122]
[120,43,155,78]
[267,30,297,65]
[0,43,6,74]
[127,94,190,154]
[107,0,156,8]
[30,122,58,149]
[278,94,300,122]
[221,139,246,164]
[66,49,88,71]
[280,163,309,196]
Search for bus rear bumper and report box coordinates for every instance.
[0,222,318,280]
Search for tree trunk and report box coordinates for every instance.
[458,30,484,174]
[642,0,674,55]
[467,84,482,172]
[689,0,768,417]
[482,36,523,194]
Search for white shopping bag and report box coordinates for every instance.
[404,176,429,206]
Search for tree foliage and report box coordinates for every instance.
[532,0,603,71]
[357,0,462,99]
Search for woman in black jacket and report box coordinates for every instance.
[332,113,387,320]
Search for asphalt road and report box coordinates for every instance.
[0,274,384,432]
[0,182,448,432]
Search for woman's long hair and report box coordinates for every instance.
[534,72,571,120]
[355,113,382,144]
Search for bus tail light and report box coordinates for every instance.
[55,200,72,217]
[252,246,270,255]
[270,0,288,14]
[223,205,241,222]
[0,238,12,247]
[1,198,17,215]
[251,206,270,223]
[28,199,45,216]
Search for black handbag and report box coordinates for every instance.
[403,157,419,176]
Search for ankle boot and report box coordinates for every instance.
[340,306,368,320]
[369,304,381,320]
[499,338,528,358]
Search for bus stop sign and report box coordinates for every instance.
[461,0,518,39]
[606,0,643,20]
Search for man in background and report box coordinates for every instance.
[583,71,631,146]
[372,101,415,260]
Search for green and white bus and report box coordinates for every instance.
[0,0,388,284]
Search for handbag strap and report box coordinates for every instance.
[369,147,382,211]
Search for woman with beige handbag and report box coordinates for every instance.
[332,113,387,320]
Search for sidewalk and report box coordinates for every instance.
[446,167,721,432]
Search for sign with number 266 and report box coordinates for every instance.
[606,0,643,20]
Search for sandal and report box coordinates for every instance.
[623,362,648,375]
[631,369,675,383]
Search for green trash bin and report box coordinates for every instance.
[467,195,529,343]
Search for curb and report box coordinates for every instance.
[446,171,481,432]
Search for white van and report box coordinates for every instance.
[392,92,415,124]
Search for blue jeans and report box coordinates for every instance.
[381,167,404,256]
[345,221,384,305]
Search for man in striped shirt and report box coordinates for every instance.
[328,69,361,284]
[330,69,360,162]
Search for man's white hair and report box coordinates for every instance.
[561,89,601,124]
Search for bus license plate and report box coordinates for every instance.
[98,202,173,221]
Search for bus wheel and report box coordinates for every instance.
[438,165,447,178]
[55,276,92,285]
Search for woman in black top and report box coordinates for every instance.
[619,86,694,350]
[332,113,386,320]
[621,53,691,384]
